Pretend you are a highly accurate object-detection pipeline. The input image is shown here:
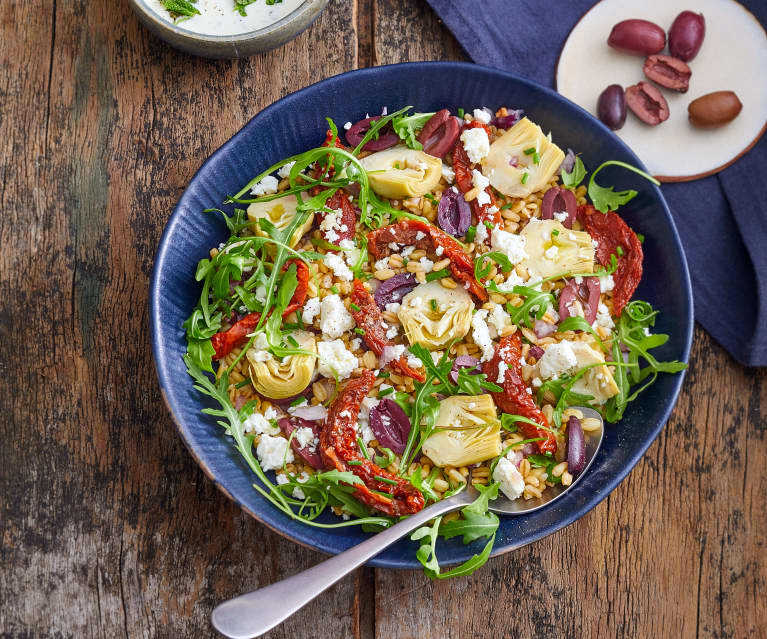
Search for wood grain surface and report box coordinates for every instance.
[1,1,765,638]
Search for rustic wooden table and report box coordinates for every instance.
[2,1,766,637]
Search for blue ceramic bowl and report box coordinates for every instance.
[150,62,693,568]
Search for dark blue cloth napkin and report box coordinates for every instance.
[426,0,767,367]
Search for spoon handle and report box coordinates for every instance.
[211,493,469,639]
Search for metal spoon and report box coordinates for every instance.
[211,407,604,639]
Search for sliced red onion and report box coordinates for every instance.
[449,355,480,384]
[437,188,471,237]
[540,186,577,228]
[508,156,519,167]
[507,448,524,468]
[288,404,328,421]
[369,398,412,455]
[373,273,417,308]
[491,109,524,129]
[560,148,576,175]
[278,417,323,469]
[534,319,557,339]
[521,442,538,456]
[528,345,545,360]
[418,109,461,158]
[234,395,248,411]
[566,416,586,475]
[345,116,399,152]
[559,277,601,325]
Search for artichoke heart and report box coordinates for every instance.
[397,280,474,351]
[568,341,619,405]
[520,218,595,279]
[422,395,503,467]
[247,194,314,249]
[481,117,564,198]
[247,330,316,399]
[359,147,442,199]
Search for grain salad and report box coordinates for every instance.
[183,105,686,577]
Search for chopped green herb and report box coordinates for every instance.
[430,299,438,311]
[357,436,370,459]
[378,386,394,397]
[523,147,536,156]
[161,0,200,19]
[637,233,645,244]
[347,460,364,466]
[457,108,465,118]
[532,151,540,165]
[465,225,477,242]
[426,268,451,282]
[354,327,365,335]
[374,475,399,486]
[521,172,529,185]
[350,302,361,312]
[551,229,560,237]
[616,245,625,256]
[331,285,339,294]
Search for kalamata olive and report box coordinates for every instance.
[669,11,705,62]
[278,417,323,469]
[559,277,601,325]
[437,187,471,236]
[688,91,743,127]
[597,84,627,130]
[643,54,691,93]
[625,81,670,125]
[540,186,577,228]
[345,116,399,152]
[449,355,481,384]
[369,399,412,455]
[418,109,460,158]
[567,416,586,475]
[491,109,524,129]
[608,19,666,56]
[373,273,418,308]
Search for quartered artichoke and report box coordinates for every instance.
[359,147,442,199]
[567,341,620,405]
[481,117,564,198]
[397,280,474,351]
[247,194,314,249]
[520,218,595,279]
[422,395,503,467]
[247,330,317,399]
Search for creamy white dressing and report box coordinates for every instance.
[144,0,305,36]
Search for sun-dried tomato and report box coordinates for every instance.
[211,259,309,361]
[451,121,501,232]
[317,190,357,244]
[319,370,425,516]
[349,279,426,382]
[366,219,487,301]
[482,333,556,455]
[577,204,643,316]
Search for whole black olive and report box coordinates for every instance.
[597,84,627,130]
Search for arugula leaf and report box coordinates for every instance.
[440,482,500,544]
[588,160,660,213]
[557,315,605,351]
[474,251,513,282]
[561,156,586,188]
[186,338,216,373]
[183,309,222,340]
[409,466,439,502]
[374,447,396,469]
[432,535,495,579]
[506,285,555,329]
[391,112,435,150]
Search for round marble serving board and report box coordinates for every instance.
[556,0,767,181]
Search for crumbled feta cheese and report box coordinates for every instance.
[491,228,528,264]
[350,337,361,351]
[388,242,401,251]
[320,294,354,339]
[473,108,492,124]
[318,339,358,379]
[302,297,321,324]
[599,273,615,293]
[495,270,526,292]
[294,426,318,450]
[343,121,352,130]
[496,361,508,383]
[401,245,416,258]
[374,256,390,271]
[431,351,444,365]
[243,412,280,436]
[415,231,426,241]
[324,252,353,281]
[277,162,296,179]
[385,325,398,339]
[407,353,423,369]
[553,211,569,223]
[474,221,489,244]
[591,238,599,249]
[477,190,491,206]
[472,169,490,191]
[256,434,293,471]
[460,127,490,163]
[385,302,401,314]
[357,395,380,444]
[532,376,542,387]
[493,456,525,500]
[441,164,455,184]
[319,209,343,244]
[471,309,495,362]
[291,471,310,499]
[250,175,279,196]
[544,245,559,260]
[487,303,511,337]
[594,303,615,331]
[435,245,444,256]
[339,239,362,272]
[419,256,435,272]
[263,406,281,422]
[538,341,578,380]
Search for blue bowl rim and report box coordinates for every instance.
[149,60,694,568]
